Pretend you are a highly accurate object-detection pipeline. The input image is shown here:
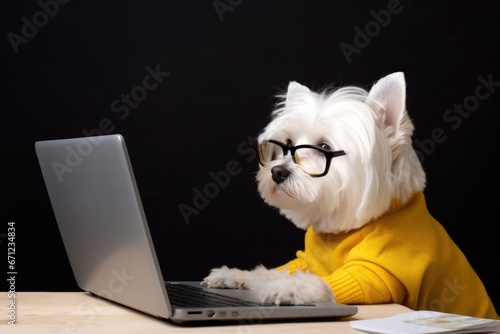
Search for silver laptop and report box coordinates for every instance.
[35,134,358,323]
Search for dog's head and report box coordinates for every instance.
[256,72,426,233]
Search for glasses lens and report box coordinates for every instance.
[259,141,284,164]
[294,147,327,175]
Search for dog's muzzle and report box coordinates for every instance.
[271,166,290,184]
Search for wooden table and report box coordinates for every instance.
[1,292,411,333]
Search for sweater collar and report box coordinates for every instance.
[375,191,422,222]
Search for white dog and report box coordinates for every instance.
[203,73,499,319]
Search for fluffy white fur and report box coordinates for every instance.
[204,265,335,305]
[203,72,426,305]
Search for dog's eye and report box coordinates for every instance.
[319,143,332,151]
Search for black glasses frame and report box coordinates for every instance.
[257,139,347,177]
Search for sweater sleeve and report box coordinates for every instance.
[276,255,406,304]
[323,262,407,305]
[323,227,428,306]
[274,230,408,304]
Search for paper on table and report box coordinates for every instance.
[350,310,500,334]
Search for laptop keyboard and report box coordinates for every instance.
[165,283,259,308]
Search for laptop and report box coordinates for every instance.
[34,134,358,323]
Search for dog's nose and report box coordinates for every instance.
[271,166,290,184]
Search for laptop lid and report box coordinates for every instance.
[35,134,172,319]
[35,134,358,323]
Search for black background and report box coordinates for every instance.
[2,0,499,310]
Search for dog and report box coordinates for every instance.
[203,72,499,319]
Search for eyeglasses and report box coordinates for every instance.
[257,139,346,177]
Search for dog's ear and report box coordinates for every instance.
[286,81,311,104]
[366,72,406,130]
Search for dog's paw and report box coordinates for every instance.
[202,266,250,289]
[256,271,336,305]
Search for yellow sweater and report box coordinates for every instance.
[277,192,498,319]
